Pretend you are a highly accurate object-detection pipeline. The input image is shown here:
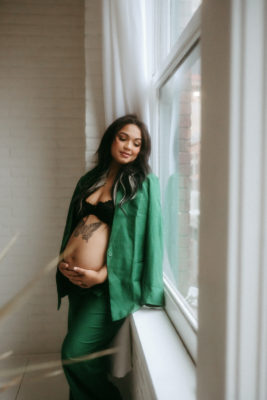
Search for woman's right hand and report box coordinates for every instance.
[58,261,107,288]
[58,260,81,280]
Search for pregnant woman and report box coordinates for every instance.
[56,114,164,400]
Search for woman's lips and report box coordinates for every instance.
[120,152,131,158]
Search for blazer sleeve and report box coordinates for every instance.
[56,175,84,306]
[59,176,83,254]
[141,175,165,307]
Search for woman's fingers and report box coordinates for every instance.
[68,276,84,286]
[58,262,82,278]
[69,269,95,288]
[73,266,85,275]
[58,261,70,273]
[58,261,87,288]
[66,271,81,278]
[61,266,103,288]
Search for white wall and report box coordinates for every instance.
[0,0,104,355]
[85,0,105,170]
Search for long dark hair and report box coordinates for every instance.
[77,114,151,210]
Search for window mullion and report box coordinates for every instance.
[152,6,201,90]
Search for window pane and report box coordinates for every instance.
[159,45,201,318]
[170,0,201,46]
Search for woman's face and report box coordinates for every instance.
[110,124,142,165]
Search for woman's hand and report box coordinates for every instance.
[58,261,107,288]
[58,261,80,280]
[71,265,108,288]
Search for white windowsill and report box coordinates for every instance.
[130,308,196,400]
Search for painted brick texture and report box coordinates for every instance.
[85,0,105,169]
[0,0,104,354]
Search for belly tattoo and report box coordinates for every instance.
[73,219,103,242]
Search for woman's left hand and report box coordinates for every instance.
[68,265,108,288]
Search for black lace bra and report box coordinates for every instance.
[77,198,114,226]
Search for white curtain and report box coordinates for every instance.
[102,0,151,127]
[101,0,152,378]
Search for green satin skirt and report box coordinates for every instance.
[61,283,125,400]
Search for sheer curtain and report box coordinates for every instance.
[101,0,151,127]
[101,0,151,378]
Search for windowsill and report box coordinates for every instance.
[130,308,196,400]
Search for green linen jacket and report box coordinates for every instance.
[56,168,164,321]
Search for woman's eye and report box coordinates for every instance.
[118,136,126,141]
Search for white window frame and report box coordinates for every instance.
[150,4,201,362]
[148,0,267,398]
[197,1,267,399]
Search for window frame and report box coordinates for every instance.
[196,1,267,398]
[150,3,201,362]
[149,1,267,397]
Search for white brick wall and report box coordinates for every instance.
[0,0,104,355]
[85,0,105,169]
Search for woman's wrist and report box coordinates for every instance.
[95,265,107,284]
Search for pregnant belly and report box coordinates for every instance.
[63,215,110,270]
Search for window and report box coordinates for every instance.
[159,44,200,319]
[151,1,201,360]
[149,1,267,397]
[170,0,201,45]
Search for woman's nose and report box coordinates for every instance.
[124,141,132,150]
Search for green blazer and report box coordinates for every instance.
[56,168,164,321]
